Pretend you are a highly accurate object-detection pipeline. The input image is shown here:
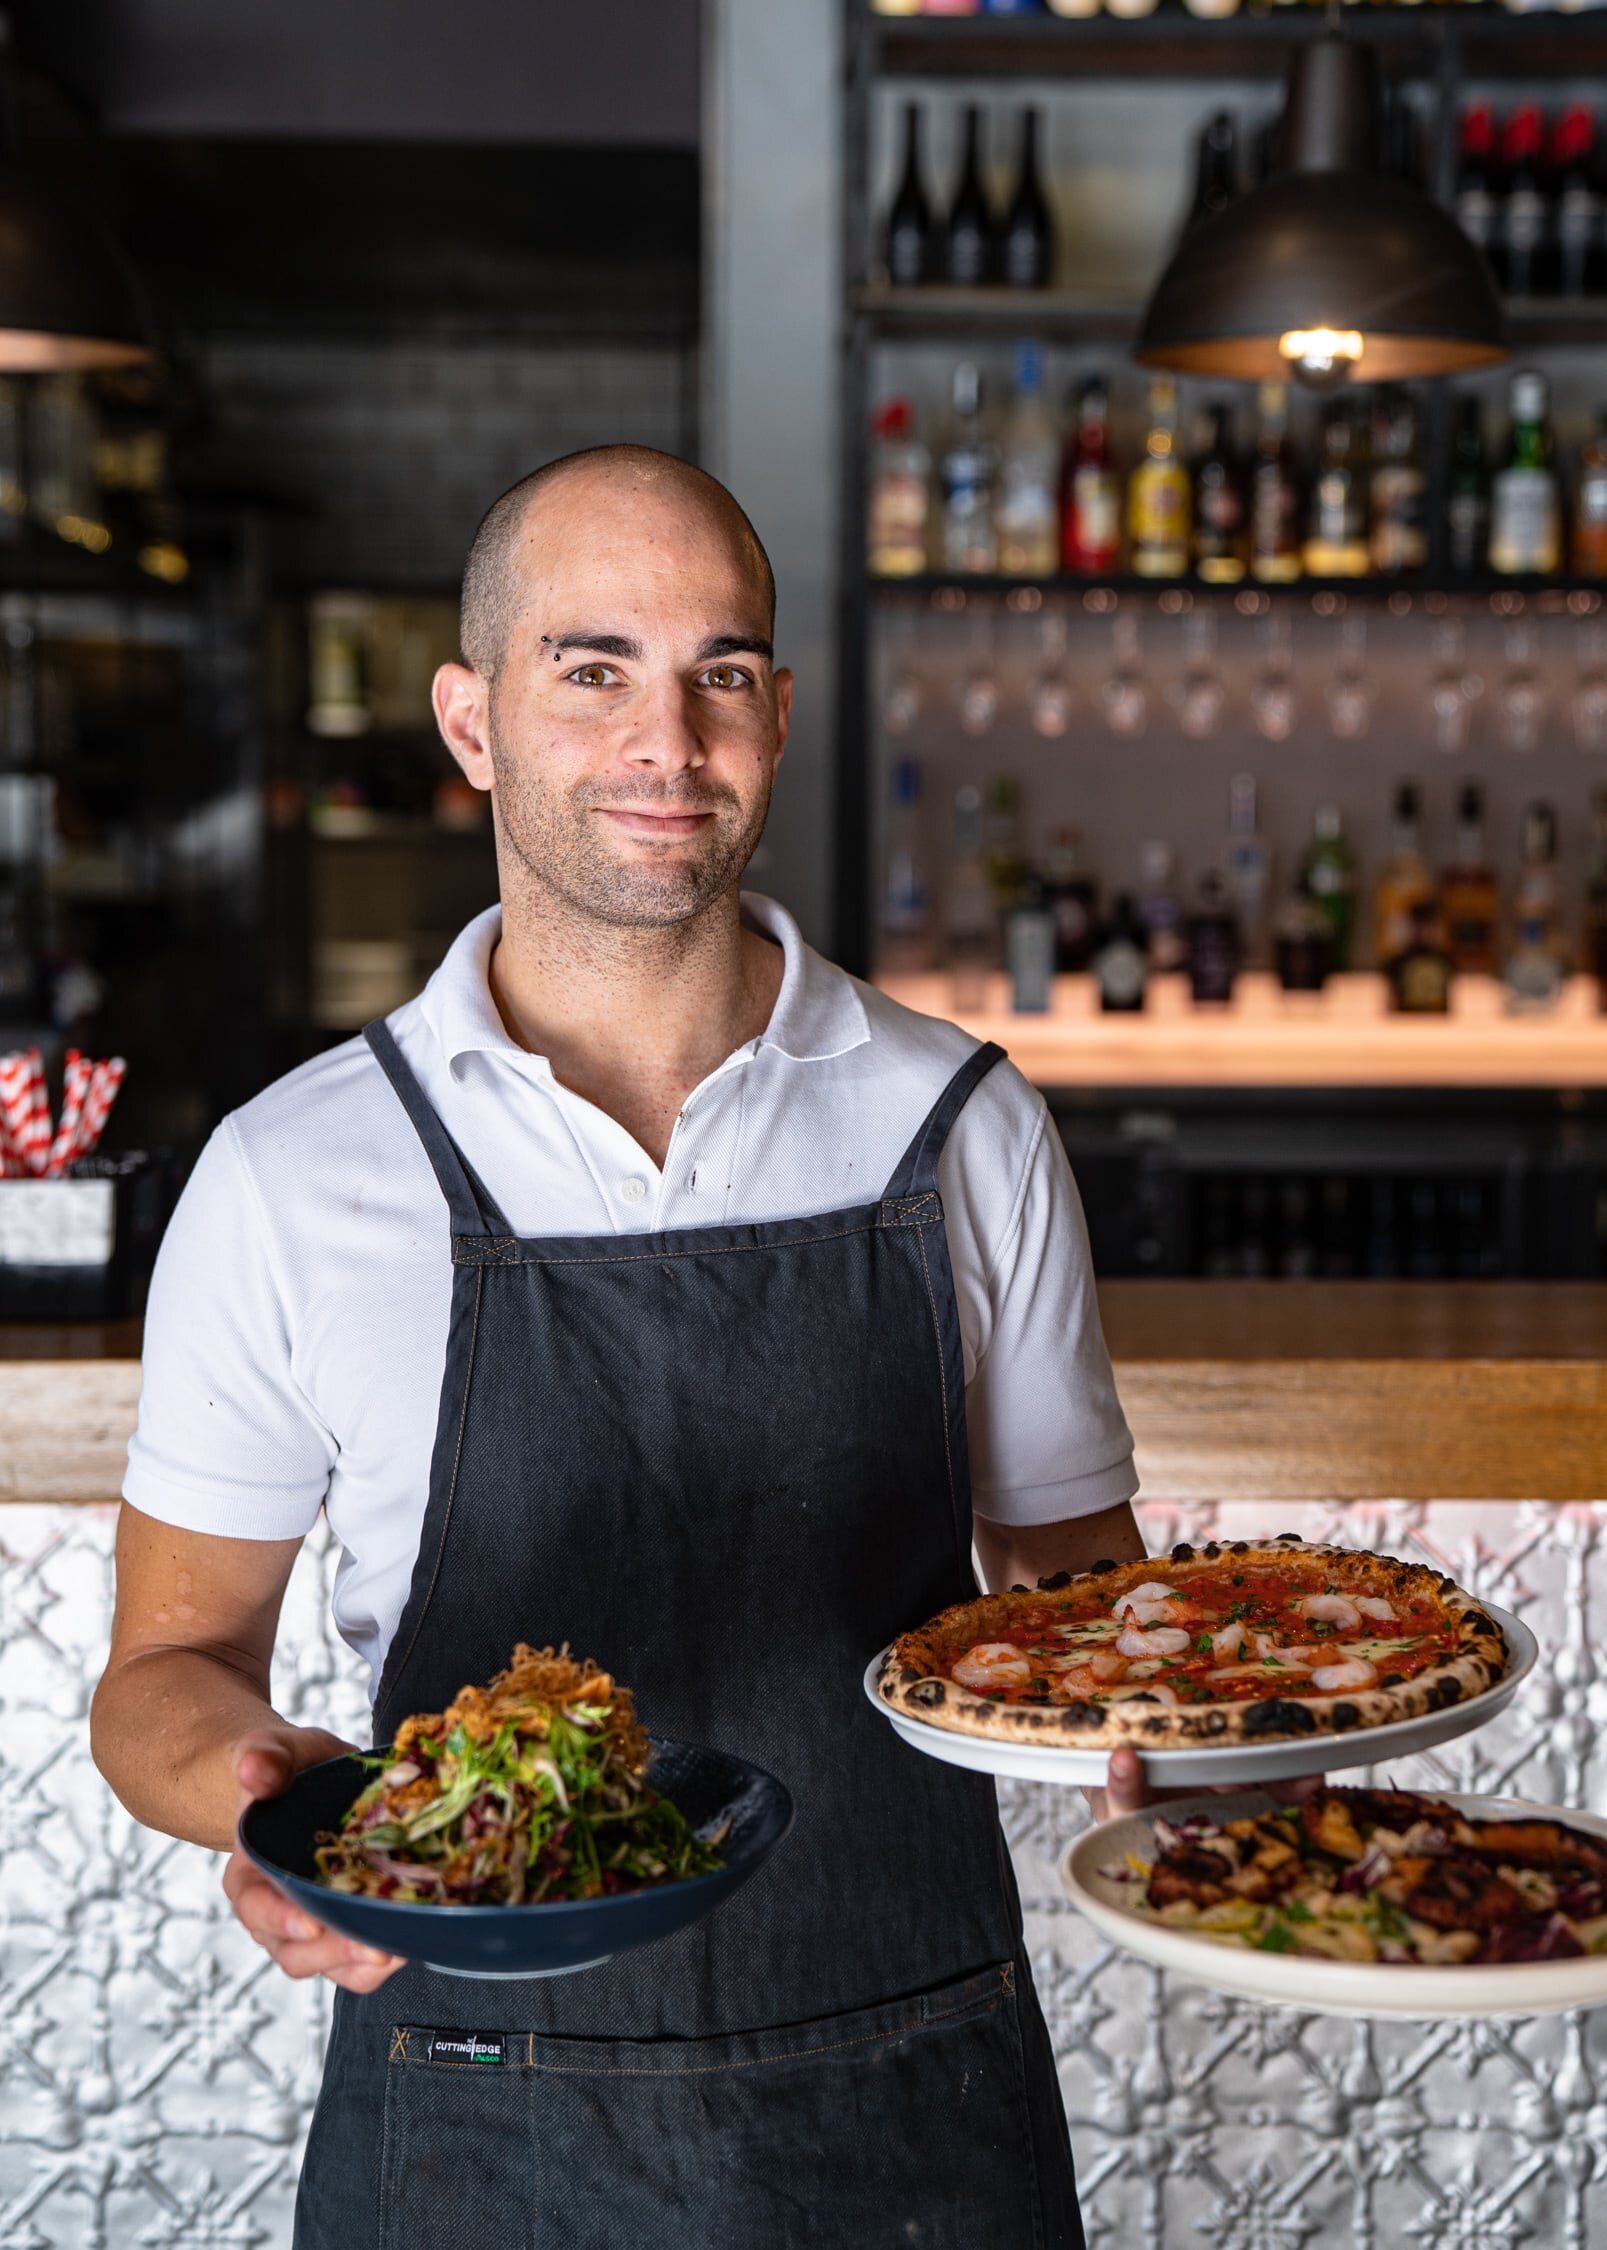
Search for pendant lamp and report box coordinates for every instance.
[1136,37,1506,388]
[0,13,150,372]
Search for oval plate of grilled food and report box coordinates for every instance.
[1064,1786,1607,2019]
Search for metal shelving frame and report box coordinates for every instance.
[833,1,1607,969]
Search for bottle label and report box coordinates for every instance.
[868,469,929,573]
[1579,471,1607,527]
[1456,186,1494,248]
[1002,227,1046,289]
[1447,490,1489,574]
[1371,467,1428,571]
[1396,954,1450,1012]
[1073,467,1120,556]
[1490,468,1560,574]
[1504,188,1547,263]
[946,226,988,287]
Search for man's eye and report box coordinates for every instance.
[702,664,751,691]
[567,663,620,688]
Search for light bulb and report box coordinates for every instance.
[1279,327,1365,393]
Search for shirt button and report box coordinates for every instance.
[618,1177,648,1205]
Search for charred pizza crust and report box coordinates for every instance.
[876,1535,1509,1750]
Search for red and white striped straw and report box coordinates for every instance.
[44,1049,89,1178]
[23,1049,51,1175]
[0,1050,40,1176]
[70,1055,125,1163]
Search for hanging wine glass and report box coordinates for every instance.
[1325,612,1372,742]
[956,608,999,738]
[1100,610,1148,739]
[1428,619,1481,756]
[1028,609,1074,740]
[1571,622,1607,755]
[1173,606,1226,741]
[1498,621,1545,755]
[878,606,923,737]
[1249,610,1296,743]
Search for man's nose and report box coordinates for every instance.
[621,679,708,774]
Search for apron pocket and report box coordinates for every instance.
[521,1960,1044,2250]
[379,2025,538,2250]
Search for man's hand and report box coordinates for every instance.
[223,1723,404,1993]
[1087,1742,1321,1827]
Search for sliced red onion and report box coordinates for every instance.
[1336,1844,1392,1893]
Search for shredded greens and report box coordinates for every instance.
[314,1645,727,1905]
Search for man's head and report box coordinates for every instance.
[434,445,789,935]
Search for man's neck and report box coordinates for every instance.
[488,887,785,1169]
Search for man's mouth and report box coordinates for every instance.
[594,807,717,839]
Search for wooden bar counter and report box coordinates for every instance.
[1,1290,1599,1506]
[875,970,1607,1089]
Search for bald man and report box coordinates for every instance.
[93,448,1144,2248]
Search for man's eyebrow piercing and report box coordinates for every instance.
[539,635,564,661]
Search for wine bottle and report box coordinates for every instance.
[884,105,934,288]
[943,106,997,288]
[1551,105,1604,299]
[1453,103,1497,259]
[1001,107,1054,290]
[1494,103,1548,299]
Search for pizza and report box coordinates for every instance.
[876,1535,1509,1749]
[1121,1787,1607,1965]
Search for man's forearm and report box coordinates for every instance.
[91,1646,284,1851]
[974,1496,1147,1594]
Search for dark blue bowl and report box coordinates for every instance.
[238,1736,793,1980]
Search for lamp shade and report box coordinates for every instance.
[0,168,151,371]
[1136,40,1506,385]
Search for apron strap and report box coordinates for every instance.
[880,1041,1006,1202]
[363,1019,511,1238]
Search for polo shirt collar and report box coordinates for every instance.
[419,894,869,1073]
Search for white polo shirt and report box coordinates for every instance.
[125,895,1136,1695]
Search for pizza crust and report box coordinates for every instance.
[877,1535,1509,1750]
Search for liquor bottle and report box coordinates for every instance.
[1192,402,1248,584]
[1249,382,1302,584]
[945,784,996,1011]
[1092,895,1150,1014]
[942,106,997,288]
[1550,105,1604,298]
[1489,371,1560,576]
[1127,376,1191,579]
[1373,781,1434,965]
[1584,786,1607,984]
[1224,770,1271,963]
[938,363,997,574]
[1137,838,1187,972]
[1505,916,1564,1013]
[1006,877,1057,1015]
[1299,803,1358,971]
[1185,869,1241,1005]
[994,343,1059,577]
[878,756,934,975]
[1060,376,1122,576]
[866,399,930,576]
[1184,112,1239,233]
[1493,103,1549,299]
[1446,396,1490,578]
[1041,823,1099,971]
[1001,108,1054,289]
[1273,879,1333,993]
[1512,798,1563,961]
[1453,103,1497,260]
[1387,900,1453,1016]
[884,105,934,287]
[982,775,1028,916]
[1440,781,1501,975]
[1303,402,1370,578]
[1573,414,1607,578]
[1369,389,1427,576]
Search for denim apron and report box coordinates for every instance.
[292,1020,1084,2250]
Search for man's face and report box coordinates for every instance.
[443,472,790,932]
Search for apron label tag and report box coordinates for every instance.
[392,2026,514,2068]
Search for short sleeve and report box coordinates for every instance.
[956,1104,1138,1525]
[123,1120,336,1540]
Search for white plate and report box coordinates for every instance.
[1063,1789,1607,2019]
[861,1602,1537,1789]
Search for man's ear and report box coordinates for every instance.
[772,666,793,764]
[434,663,494,791]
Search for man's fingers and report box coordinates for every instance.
[1099,1746,1147,1821]
[233,1732,297,1806]
[226,1860,324,1944]
[259,1931,405,1990]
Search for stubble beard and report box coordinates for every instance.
[487,723,772,932]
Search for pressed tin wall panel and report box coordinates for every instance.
[0,1497,1602,2248]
